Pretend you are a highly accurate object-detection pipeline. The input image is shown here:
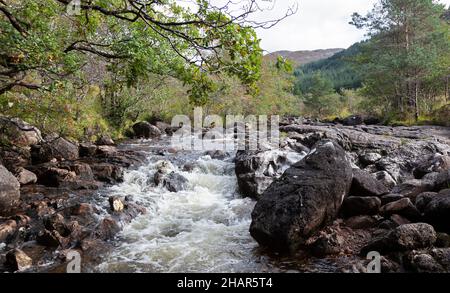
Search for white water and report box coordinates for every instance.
[97,144,266,273]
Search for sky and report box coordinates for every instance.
[251,0,450,53]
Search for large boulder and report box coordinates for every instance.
[32,137,79,163]
[0,165,20,216]
[421,191,450,233]
[361,223,437,254]
[341,196,381,217]
[0,117,42,147]
[413,154,450,179]
[349,169,389,197]
[235,148,306,199]
[132,122,162,139]
[250,140,353,253]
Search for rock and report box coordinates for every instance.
[433,170,450,191]
[96,135,115,146]
[374,171,397,190]
[391,179,435,201]
[361,223,437,254]
[5,249,33,271]
[349,169,389,197]
[235,148,306,199]
[96,145,118,156]
[0,117,42,147]
[31,164,77,187]
[90,163,123,183]
[380,194,404,206]
[43,213,70,237]
[413,154,450,179]
[359,153,382,166]
[342,115,364,126]
[0,220,17,242]
[345,215,378,229]
[32,137,79,163]
[405,251,445,273]
[154,121,171,134]
[15,167,37,185]
[436,233,450,248]
[363,116,381,125]
[341,196,381,217]
[0,147,31,173]
[132,122,162,139]
[109,196,124,212]
[380,198,421,220]
[79,142,98,157]
[36,229,65,248]
[421,192,450,233]
[310,230,345,257]
[70,203,94,216]
[390,214,411,226]
[429,248,450,271]
[94,217,121,241]
[0,165,20,216]
[164,173,188,192]
[250,140,353,252]
[415,192,439,212]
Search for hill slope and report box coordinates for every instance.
[265,48,344,66]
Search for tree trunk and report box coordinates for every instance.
[414,81,419,121]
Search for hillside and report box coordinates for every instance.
[294,42,364,91]
[265,48,344,66]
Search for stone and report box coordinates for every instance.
[359,153,382,166]
[16,167,37,185]
[132,121,162,139]
[345,215,378,229]
[94,217,121,241]
[421,193,450,233]
[380,198,421,220]
[391,179,435,201]
[0,117,42,147]
[0,220,17,242]
[413,154,450,179]
[341,196,381,217]
[109,196,124,212]
[0,165,20,216]
[374,171,397,190]
[79,142,98,157]
[349,169,389,197]
[380,194,404,206]
[96,135,115,146]
[90,163,123,183]
[32,137,79,163]
[5,249,33,271]
[361,223,437,254]
[250,140,353,252]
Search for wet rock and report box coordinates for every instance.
[96,145,118,156]
[31,164,77,187]
[380,198,421,220]
[436,233,450,248]
[79,142,98,157]
[391,179,435,201]
[32,137,79,163]
[342,115,363,126]
[345,215,378,229]
[374,171,397,190]
[349,169,389,197]
[0,165,20,216]
[380,194,404,206]
[109,196,124,212]
[69,163,94,181]
[96,135,115,146]
[421,192,450,233]
[16,167,37,185]
[36,229,66,248]
[5,249,33,271]
[132,122,162,139]
[359,153,382,166]
[405,251,445,273]
[0,220,17,242]
[235,148,306,199]
[341,196,381,217]
[310,230,345,257]
[0,117,42,147]
[250,140,353,252]
[90,163,123,183]
[361,223,437,254]
[43,213,70,237]
[94,217,121,241]
[413,154,450,179]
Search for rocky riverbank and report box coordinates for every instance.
[0,117,171,272]
[237,118,450,272]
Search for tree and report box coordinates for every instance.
[0,0,297,103]
[351,0,450,120]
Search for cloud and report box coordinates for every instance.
[253,0,450,52]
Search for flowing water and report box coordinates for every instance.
[97,138,272,273]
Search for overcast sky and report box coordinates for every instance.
[253,0,450,53]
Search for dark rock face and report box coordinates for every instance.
[380,198,421,220]
[341,196,381,217]
[0,165,20,216]
[250,140,353,253]
[32,137,79,164]
[361,223,436,254]
[421,192,450,233]
[342,115,364,126]
[413,154,450,179]
[96,135,115,146]
[235,148,306,199]
[349,169,389,197]
[5,249,33,271]
[132,122,162,139]
[0,117,42,147]
[405,248,450,273]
